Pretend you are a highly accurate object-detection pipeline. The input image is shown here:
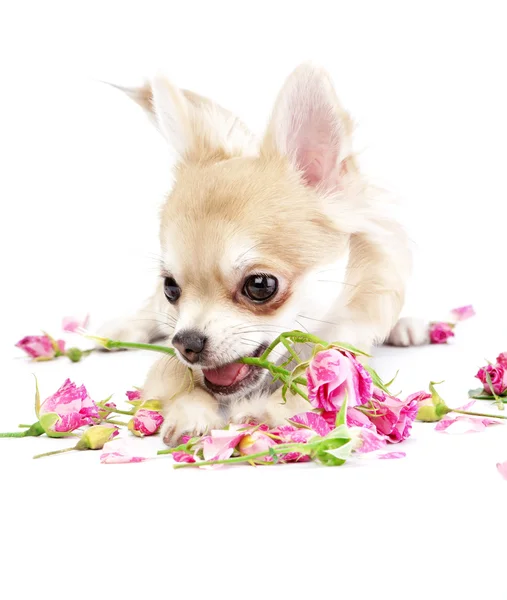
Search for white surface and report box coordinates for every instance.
[1,2,507,599]
[2,319,507,599]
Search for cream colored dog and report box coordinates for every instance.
[101,64,427,446]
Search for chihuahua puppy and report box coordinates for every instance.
[101,64,427,446]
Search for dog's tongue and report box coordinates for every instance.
[203,363,250,387]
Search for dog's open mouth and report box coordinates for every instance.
[202,345,265,396]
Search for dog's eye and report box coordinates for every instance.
[164,277,181,303]
[242,274,278,303]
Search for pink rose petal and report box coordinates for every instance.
[378,452,406,460]
[436,415,501,434]
[289,412,333,436]
[62,314,90,333]
[126,390,142,401]
[496,461,507,480]
[450,305,475,322]
[100,439,148,464]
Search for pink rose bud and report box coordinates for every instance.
[98,401,117,421]
[476,364,507,396]
[497,353,507,368]
[15,335,65,359]
[76,424,119,450]
[429,322,455,344]
[128,409,164,437]
[62,315,90,333]
[307,348,372,412]
[450,305,475,322]
[39,379,99,436]
[126,390,142,401]
[238,430,277,461]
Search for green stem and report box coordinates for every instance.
[33,446,77,459]
[101,407,135,416]
[105,418,129,427]
[0,431,29,438]
[172,443,310,469]
[451,408,507,420]
[18,424,32,428]
[91,337,176,355]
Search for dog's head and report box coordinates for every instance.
[119,65,377,400]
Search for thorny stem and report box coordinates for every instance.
[100,407,135,416]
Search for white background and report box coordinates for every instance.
[1,2,506,599]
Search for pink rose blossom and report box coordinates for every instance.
[15,335,65,359]
[201,427,246,462]
[450,305,475,322]
[307,348,372,412]
[496,461,507,480]
[100,439,148,464]
[476,364,507,395]
[497,353,507,368]
[429,322,455,344]
[62,314,90,333]
[129,409,164,437]
[364,389,418,443]
[126,390,142,401]
[39,379,99,433]
[238,430,277,462]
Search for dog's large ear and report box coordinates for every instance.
[262,64,352,190]
[108,79,256,162]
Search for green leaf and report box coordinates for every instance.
[335,393,348,427]
[429,381,446,407]
[467,387,500,400]
[365,366,390,394]
[329,341,371,357]
[384,370,399,389]
[39,413,77,438]
[34,374,41,418]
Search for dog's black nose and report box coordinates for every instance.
[172,330,207,364]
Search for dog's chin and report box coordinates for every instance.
[191,343,268,400]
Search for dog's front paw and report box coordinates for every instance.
[386,317,429,347]
[161,389,225,447]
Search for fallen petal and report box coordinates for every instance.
[496,461,507,480]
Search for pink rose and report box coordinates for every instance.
[496,353,507,368]
[364,389,418,443]
[307,348,372,412]
[129,409,164,437]
[15,335,65,359]
[476,364,507,396]
[450,305,475,322]
[429,322,455,344]
[39,379,99,433]
[62,315,90,333]
[238,430,277,462]
[126,390,142,401]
